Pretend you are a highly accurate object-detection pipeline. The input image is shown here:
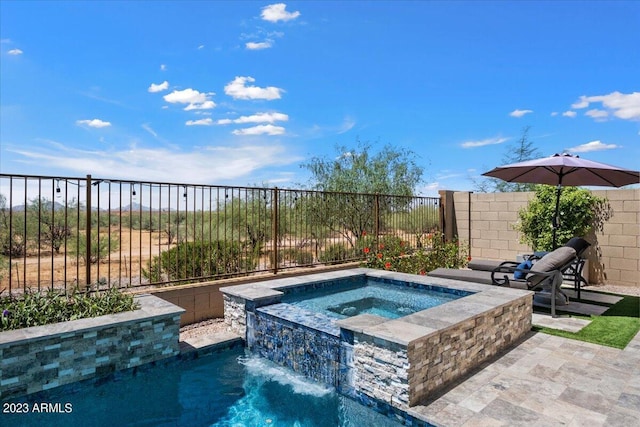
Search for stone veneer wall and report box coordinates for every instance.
[223,294,247,337]
[407,300,531,406]
[0,295,184,400]
[248,305,343,386]
[351,298,531,409]
[352,340,409,408]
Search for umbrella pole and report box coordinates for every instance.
[552,184,562,249]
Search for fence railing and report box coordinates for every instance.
[0,174,441,296]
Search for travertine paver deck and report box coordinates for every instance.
[532,313,592,333]
[407,329,640,427]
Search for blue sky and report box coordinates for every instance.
[1,1,639,196]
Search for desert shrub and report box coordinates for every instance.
[68,232,120,264]
[319,243,352,264]
[294,249,314,265]
[1,287,138,331]
[143,240,257,283]
[279,248,314,265]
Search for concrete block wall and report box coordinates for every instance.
[594,189,640,286]
[445,189,639,287]
[150,281,228,326]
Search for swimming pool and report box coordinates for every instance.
[1,346,403,427]
[281,277,464,319]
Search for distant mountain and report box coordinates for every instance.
[121,202,158,212]
[7,201,160,213]
[10,201,67,212]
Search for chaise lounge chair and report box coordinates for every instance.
[428,237,591,316]
[486,237,590,298]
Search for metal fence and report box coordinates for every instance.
[0,174,440,296]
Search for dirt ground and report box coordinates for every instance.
[2,229,165,292]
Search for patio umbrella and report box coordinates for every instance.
[482,153,640,248]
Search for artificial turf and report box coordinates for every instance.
[532,293,640,349]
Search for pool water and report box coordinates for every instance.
[282,278,462,319]
[1,347,402,427]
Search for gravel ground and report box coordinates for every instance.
[588,283,640,296]
[179,318,227,341]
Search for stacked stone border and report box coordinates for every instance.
[0,295,185,400]
[220,268,532,413]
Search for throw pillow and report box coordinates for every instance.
[514,260,532,279]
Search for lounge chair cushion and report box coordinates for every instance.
[530,246,576,273]
[563,237,590,256]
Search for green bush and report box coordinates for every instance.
[0,287,139,331]
[514,185,611,251]
[319,243,352,264]
[143,240,258,283]
[282,248,314,265]
[68,232,120,265]
[362,233,468,274]
[295,250,314,265]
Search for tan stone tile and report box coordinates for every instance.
[559,386,616,414]
[460,414,507,427]
[458,389,500,413]
[428,402,476,427]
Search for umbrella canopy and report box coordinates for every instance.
[483,153,640,248]
[482,153,640,188]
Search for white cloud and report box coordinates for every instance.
[148,80,169,93]
[141,124,158,137]
[164,88,207,104]
[337,117,355,134]
[8,48,23,55]
[562,110,577,118]
[163,88,216,110]
[184,100,216,111]
[76,119,112,128]
[570,91,640,121]
[8,141,302,184]
[261,3,301,22]
[571,96,590,109]
[246,41,273,50]
[461,137,508,148]
[232,124,285,136]
[217,112,288,125]
[509,109,533,118]
[568,140,620,153]
[198,45,205,50]
[224,76,283,100]
[160,64,167,71]
[185,118,213,126]
[585,109,609,120]
[551,112,558,116]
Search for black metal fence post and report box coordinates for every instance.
[272,187,279,274]
[85,174,92,286]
